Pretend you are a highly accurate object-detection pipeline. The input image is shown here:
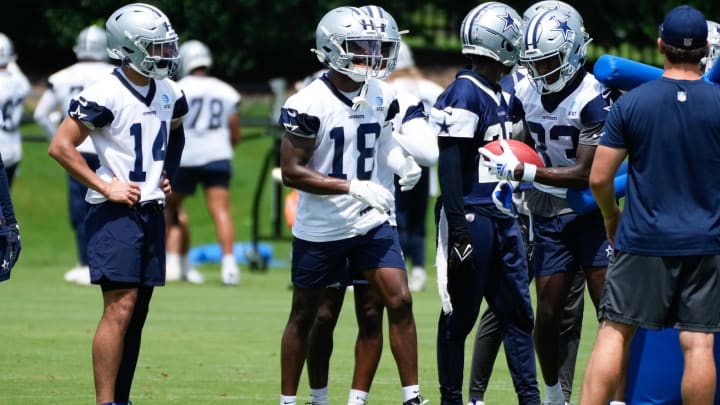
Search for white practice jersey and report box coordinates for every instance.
[177,75,241,166]
[35,61,116,154]
[0,68,30,166]
[279,74,399,242]
[511,71,617,216]
[69,68,188,204]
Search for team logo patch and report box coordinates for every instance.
[677,91,687,102]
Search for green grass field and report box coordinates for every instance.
[0,110,599,404]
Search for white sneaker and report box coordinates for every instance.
[179,254,204,284]
[183,267,205,284]
[221,254,240,286]
[165,253,182,282]
[408,267,427,292]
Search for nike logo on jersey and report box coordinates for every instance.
[78,97,88,107]
[442,108,453,115]
[287,110,297,118]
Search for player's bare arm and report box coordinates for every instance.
[49,116,140,206]
[280,132,350,194]
[523,142,597,189]
[229,111,241,147]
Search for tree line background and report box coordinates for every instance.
[6,0,720,91]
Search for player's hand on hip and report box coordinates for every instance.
[492,180,518,218]
[479,139,520,181]
[160,171,172,196]
[349,179,393,214]
[104,177,141,206]
[398,156,422,191]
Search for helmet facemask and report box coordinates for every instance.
[127,36,179,80]
[522,41,578,94]
[329,36,383,83]
[376,39,400,79]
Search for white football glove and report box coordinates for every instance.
[478,140,521,181]
[398,156,422,191]
[492,180,518,218]
[349,179,394,214]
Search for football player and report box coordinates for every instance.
[0,33,30,187]
[305,6,436,405]
[430,3,539,405]
[48,4,187,404]
[479,2,621,404]
[34,25,115,286]
[0,151,21,283]
[278,6,426,405]
[164,39,242,285]
[387,40,444,292]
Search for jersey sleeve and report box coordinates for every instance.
[598,95,628,149]
[68,91,114,129]
[429,81,482,140]
[173,91,189,119]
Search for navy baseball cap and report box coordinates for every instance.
[659,5,707,49]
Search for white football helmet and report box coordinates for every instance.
[361,5,403,79]
[520,7,590,93]
[704,20,720,73]
[0,33,16,67]
[312,6,383,83]
[460,2,522,67]
[395,40,415,70]
[106,3,179,79]
[74,25,109,61]
[178,40,212,78]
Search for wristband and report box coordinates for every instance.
[521,163,537,182]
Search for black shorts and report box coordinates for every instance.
[598,251,720,332]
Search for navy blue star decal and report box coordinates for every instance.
[497,11,518,33]
[551,18,574,41]
[438,117,453,134]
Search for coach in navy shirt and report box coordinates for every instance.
[581,5,720,404]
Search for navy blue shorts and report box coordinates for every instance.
[86,201,166,286]
[291,222,406,289]
[174,160,232,195]
[532,210,609,277]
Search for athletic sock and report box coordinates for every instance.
[402,385,421,402]
[348,389,368,405]
[309,386,328,405]
[545,382,564,403]
[280,394,296,405]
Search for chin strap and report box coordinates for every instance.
[351,81,369,111]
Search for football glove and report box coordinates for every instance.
[492,180,518,218]
[478,140,521,181]
[398,156,422,191]
[0,223,20,282]
[448,232,474,275]
[349,179,394,214]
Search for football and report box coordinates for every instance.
[483,139,545,167]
